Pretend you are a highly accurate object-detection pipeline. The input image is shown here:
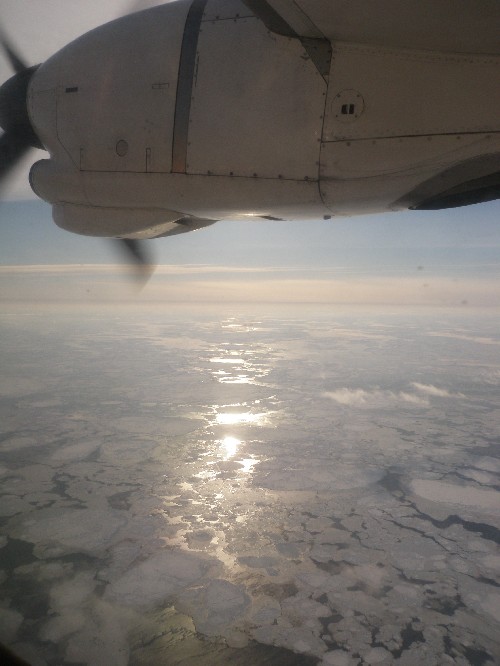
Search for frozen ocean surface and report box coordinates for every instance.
[0,306,499,665]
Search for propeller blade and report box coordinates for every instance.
[121,238,148,264]
[0,129,31,184]
[0,32,29,74]
[116,238,155,284]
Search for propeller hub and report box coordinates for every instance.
[0,64,42,148]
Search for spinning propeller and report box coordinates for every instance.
[0,31,153,281]
[0,33,41,181]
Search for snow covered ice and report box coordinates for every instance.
[1,307,499,665]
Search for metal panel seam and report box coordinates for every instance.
[172,0,208,174]
[242,0,331,81]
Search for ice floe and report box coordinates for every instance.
[411,479,500,513]
[9,508,127,556]
[104,548,218,608]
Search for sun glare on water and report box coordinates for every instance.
[221,435,240,458]
[215,412,262,426]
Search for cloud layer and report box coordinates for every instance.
[324,383,464,408]
[1,265,498,308]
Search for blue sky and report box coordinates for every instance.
[1,199,499,307]
[1,199,499,274]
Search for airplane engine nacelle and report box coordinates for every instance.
[29,2,190,180]
[27,0,331,237]
[28,1,198,237]
[26,0,500,239]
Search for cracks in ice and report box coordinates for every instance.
[379,471,500,545]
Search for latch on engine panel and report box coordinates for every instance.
[333,89,364,123]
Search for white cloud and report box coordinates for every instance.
[1,265,499,308]
[412,383,463,398]
[398,392,430,406]
[324,382,466,408]
[428,332,500,346]
[323,389,370,406]
[324,388,429,408]
[310,328,393,341]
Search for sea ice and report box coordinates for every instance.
[50,440,102,462]
[0,495,28,517]
[0,436,38,451]
[253,463,382,491]
[362,646,392,664]
[40,611,86,643]
[177,579,250,636]
[14,561,72,581]
[0,608,23,643]
[2,310,500,664]
[474,456,500,473]
[411,479,500,513]
[110,415,203,436]
[9,508,127,556]
[461,584,500,622]
[321,651,356,666]
[248,595,282,624]
[48,571,96,613]
[2,465,54,496]
[238,555,280,569]
[105,548,218,608]
[0,377,47,398]
[63,600,132,666]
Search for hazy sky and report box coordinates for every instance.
[1,199,498,306]
[1,1,499,306]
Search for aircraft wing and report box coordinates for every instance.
[243,0,500,55]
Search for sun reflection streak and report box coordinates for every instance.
[219,438,259,474]
[239,458,258,473]
[219,375,251,384]
[222,436,240,459]
[208,340,273,387]
[215,412,262,425]
[210,357,245,364]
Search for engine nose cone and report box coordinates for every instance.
[0,64,42,148]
